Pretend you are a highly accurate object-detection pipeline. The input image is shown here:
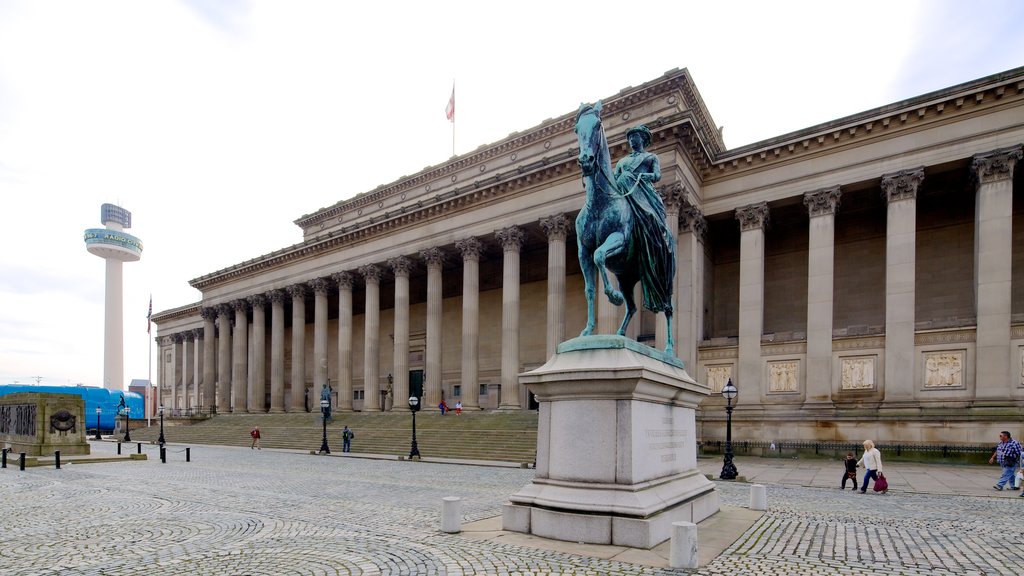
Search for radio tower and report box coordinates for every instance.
[84,204,143,390]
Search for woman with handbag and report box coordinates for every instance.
[856,439,885,494]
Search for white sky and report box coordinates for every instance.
[2,0,1023,388]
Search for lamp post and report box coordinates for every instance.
[123,406,131,443]
[719,378,738,480]
[157,405,166,447]
[94,407,102,440]
[319,399,331,454]
[408,395,420,459]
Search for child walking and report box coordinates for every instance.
[841,451,857,490]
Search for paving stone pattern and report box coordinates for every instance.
[0,443,1019,575]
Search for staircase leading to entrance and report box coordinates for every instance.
[127,410,539,463]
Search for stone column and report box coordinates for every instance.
[804,187,841,407]
[287,284,308,412]
[736,203,769,404]
[420,248,445,411]
[169,334,181,411]
[179,332,190,410]
[881,168,924,403]
[268,290,286,413]
[200,307,217,412]
[216,303,232,413]
[360,265,382,412]
[331,272,354,412]
[457,237,483,410]
[540,215,570,358]
[388,258,412,412]
[231,299,249,413]
[248,294,267,413]
[310,277,332,404]
[971,145,1022,401]
[191,328,202,411]
[677,206,707,372]
[496,226,525,409]
[659,184,685,353]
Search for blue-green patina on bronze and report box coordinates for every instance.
[574,101,676,356]
[557,335,684,369]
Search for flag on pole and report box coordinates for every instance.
[445,83,455,122]
[147,295,152,334]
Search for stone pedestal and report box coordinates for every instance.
[502,336,719,548]
[0,393,91,456]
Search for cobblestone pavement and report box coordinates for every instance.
[0,442,1020,575]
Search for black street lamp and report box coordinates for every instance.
[157,405,166,447]
[408,395,421,459]
[94,407,102,441]
[123,406,131,443]
[318,399,331,454]
[719,378,739,480]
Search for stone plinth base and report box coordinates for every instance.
[503,335,718,548]
[0,393,91,457]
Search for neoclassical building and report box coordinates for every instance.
[152,65,1024,445]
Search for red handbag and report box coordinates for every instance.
[873,472,888,492]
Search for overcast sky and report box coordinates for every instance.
[2,0,1022,389]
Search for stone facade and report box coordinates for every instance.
[152,66,1024,445]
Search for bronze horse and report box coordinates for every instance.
[574,101,675,355]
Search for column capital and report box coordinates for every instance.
[191,327,203,340]
[359,264,382,284]
[971,144,1023,185]
[231,299,249,314]
[658,181,688,212]
[388,256,414,277]
[680,205,707,242]
[247,293,266,308]
[419,247,445,268]
[539,214,572,242]
[880,167,925,203]
[172,333,184,344]
[267,289,288,305]
[200,307,218,322]
[184,331,195,342]
[286,283,308,299]
[456,237,484,261]
[331,271,354,290]
[804,186,842,217]
[735,202,769,231]
[216,303,233,317]
[496,225,525,252]
[309,276,333,295]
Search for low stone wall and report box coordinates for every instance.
[0,393,91,456]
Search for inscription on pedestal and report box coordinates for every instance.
[647,417,688,463]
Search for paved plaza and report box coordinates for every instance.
[0,441,1020,575]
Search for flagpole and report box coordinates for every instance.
[147,294,152,427]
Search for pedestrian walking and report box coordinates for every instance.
[988,430,1022,491]
[250,426,261,450]
[342,425,354,453]
[856,439,883,493]
[840,451,858,490]
[439,400,448,415]
[454,401,462,415]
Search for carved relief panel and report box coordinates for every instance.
[1019,346,1024,386]
[704,365,732,394]
[767,360,799,393]
[923,351,964,388]
[840,356,876,390]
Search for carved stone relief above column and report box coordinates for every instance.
[923,351,964,388]
[735,202,769,231]
[767,360,799,393]
[840,356,875,390]
[539,214,571,242]
[971,144,1022,184]
[880,167,925,203]
[704,365,731,394]
[803,186,842,217]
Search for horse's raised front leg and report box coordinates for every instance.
[664,308,675,357]
[616,280,638,336]
[578,247,597,337]
[594,232,626,306]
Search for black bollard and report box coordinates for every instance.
[160,446,166,464]
[185,447,190,462]
[117,442,122,455]
[54,450,60,469]
[19,452,25,471]
[2,448,6,469]
[137,443,142,455]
